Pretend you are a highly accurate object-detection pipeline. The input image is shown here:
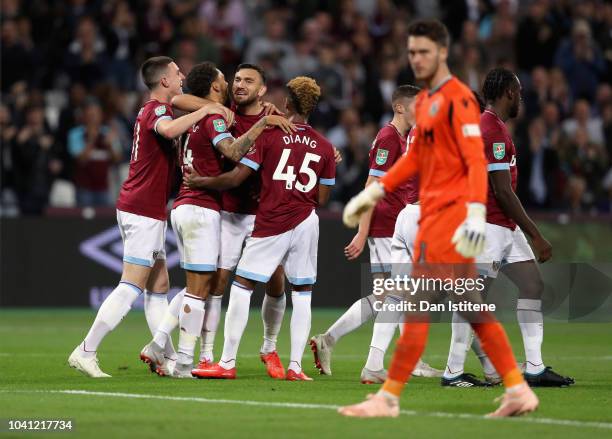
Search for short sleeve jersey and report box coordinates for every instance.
[116,100,177,221]
[173,115,232,211]
[367,123,410,237]
[481,109,518,230]
[221,109,265,214]
[240,124,336,237]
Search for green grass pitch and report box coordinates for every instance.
[1,308,611,438]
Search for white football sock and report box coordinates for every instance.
[145,291,177,360]
[517,298,545,374]
[471,333,497,376]
[326,294,377,344]
[365,295,402,370]
[200,294,222,362]
[176,293,205,365]
[81,282,141,358]
[443,312,472,379]
[288,291,312,374]
[261,294,286,354]
[219,282,252,370]
[153,288,185,348]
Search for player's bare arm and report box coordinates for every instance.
[318,183,332,206]
[345,175,377,260]
[215,115,295,162]
[171,94,234,126]
[489,170,552,262]
[156,106,213,140]
[184,163,253,190]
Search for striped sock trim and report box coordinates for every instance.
[232,281,253,293]
[119,281,143,295]
[184,293,205,301]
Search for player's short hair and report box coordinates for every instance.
[286,76,321,117]
[186,62,220,98]
[482,68,518,103]
[236,63,267,85]
[392,84,421,103]
[141,56,174,90]
[407,19,450,48]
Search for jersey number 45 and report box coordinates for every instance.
[273,149,320,193]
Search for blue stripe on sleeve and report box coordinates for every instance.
[320,178,335,185]
[239,157,260,171]
[369,169,386,177]
[488,163,510,172]
[212,132,234,146]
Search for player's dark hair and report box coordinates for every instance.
[140,56,174,90]
[472,90,486,113]
[407,19,450,48]
[186,62,220,98]
[287,76,321,117]
[236,63,267,85]
[482,68,518,103]
[392,84,421,103]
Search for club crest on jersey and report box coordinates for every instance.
[375,149,389,165]
[155,105,167,116]
[429,100,440,116]
[213,119,227,133]
[493,142,505,160]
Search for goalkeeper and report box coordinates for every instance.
[338,19,538,418]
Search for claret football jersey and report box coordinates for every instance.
[239,124,336,237]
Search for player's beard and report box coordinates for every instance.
[233,92,259,109]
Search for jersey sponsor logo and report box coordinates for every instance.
[155,105,167,116]
[493,142,506,160]
[375,148,389,165]
[461,123,481,137]
[213,119,227,132]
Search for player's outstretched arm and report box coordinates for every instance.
[183,164,253,191]
[489,170,552,262]
[171,93,209,112]
[215,115,295,162]
[157,105,219,140]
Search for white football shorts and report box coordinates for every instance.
[236,210,319,285]
[367,237,392,274]
[477,223,536,278]
[170,204,221,272]
[390,203,420,277]
[117,209,166,267]
[218,210,256,271]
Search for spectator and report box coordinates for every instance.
[67,99,122,207]
[554,19,606,101]
[12,105,61,214]
[104,1,138,90]
[64,17,109,88]
[562,99,605,146]
[516,0,561,70]
[1,19,37,91]
[244,11,294,65]
[327,108,361,152]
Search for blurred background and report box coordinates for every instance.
[1,0,611,307]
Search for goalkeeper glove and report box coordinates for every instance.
[451,202,487,258]
[343,181,385,228]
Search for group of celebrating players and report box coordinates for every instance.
[68,18,574,418]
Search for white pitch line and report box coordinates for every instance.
[2,389,612,430]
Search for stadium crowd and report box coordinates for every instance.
[1,0,611,215]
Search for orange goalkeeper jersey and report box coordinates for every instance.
[380,76,487,219]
